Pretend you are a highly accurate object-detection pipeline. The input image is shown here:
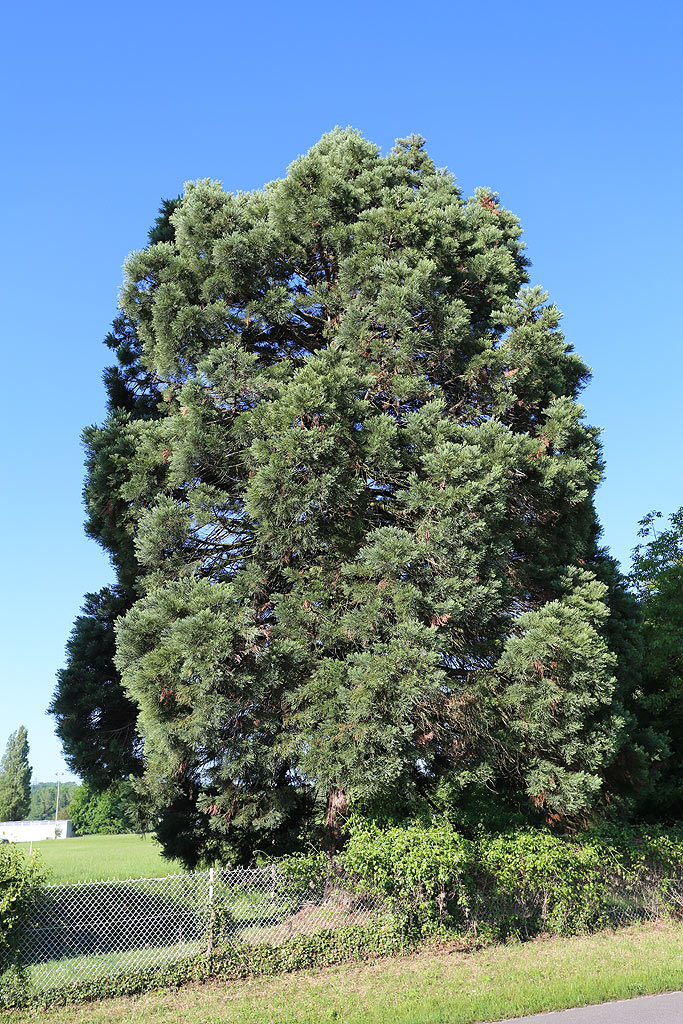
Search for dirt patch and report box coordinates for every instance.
[244,897,381,943]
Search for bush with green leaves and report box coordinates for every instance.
[0,845,47,967]
[477,828,614,935]
[342,818,475,931]
[340,818,683,938]
[580,823,683,883]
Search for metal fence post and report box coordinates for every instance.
[207,867,215,956]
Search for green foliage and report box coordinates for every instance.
[0,845,46,971]
[0,728,31,822]
[493,568,623,815]
[29,784,78,821]
[147,198,182,246]
[49,590,143,788]
[341,818,683,939]
[343,818,474,929]
[49,203,178,789]
[68,782,135,836]
[477,828,614,935]
[67,129,639,863]
[628,508,683,816]
[277,850,330,886]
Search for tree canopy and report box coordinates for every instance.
[57,131,645,864]
[29,782,78,821]
[68,781,135,836]
[628,508,683,816]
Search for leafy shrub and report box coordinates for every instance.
[584,823,683,880]
[342,818,475,932]
[0,845,47,965]
[341,818,683,938]
[278,850,329,887]
[477,828,612,935]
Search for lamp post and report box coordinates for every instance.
[54,772,64,824]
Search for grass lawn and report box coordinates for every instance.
[15,834,183,884]
[5,920,683,1024]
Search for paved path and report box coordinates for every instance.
[491,990,683,1023]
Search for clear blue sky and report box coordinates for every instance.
[1,1,681,782]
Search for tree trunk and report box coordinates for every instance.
[323,786,348,854]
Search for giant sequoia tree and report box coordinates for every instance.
[70,131,640,863]
[49,201,180,788]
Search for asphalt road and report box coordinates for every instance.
[492,991,683,1023]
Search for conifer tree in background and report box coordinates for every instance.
[0,727,32,821]
[49,201,180,788]
[29,784,57,821]
[97,129,645,865]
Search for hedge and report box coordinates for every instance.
[341,819,683,939]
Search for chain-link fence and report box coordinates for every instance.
[3,865,683,998]
[421,874,683,940]
[1,866,387,995]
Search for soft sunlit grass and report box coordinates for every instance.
[15,834,183,884]
[5,919,683,1024]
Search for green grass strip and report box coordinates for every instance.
[4,920,683,1024]
[14,834,183,885]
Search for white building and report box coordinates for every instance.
[0,819,73,842]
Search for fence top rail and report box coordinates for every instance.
[41,871,200,890]
[36,868,683,895]
[39,865,281,892]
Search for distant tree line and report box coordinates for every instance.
[0,734,134,835]
[29,781,78,821]
[48,130,683,864]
